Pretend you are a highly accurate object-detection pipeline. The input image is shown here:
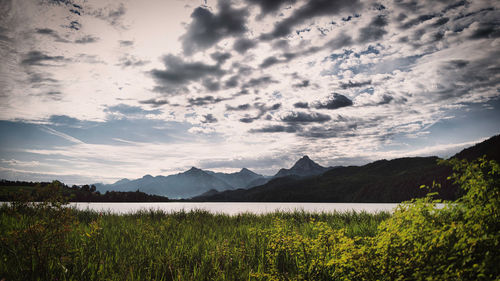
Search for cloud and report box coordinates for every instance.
[35,28,70,43]
[104,104,161,119]
[187,95,226,106]
[358,14,388,43]
[233,38,257,54]
[90,3,126,27]
[314,93,353,109]
[202,78,221,91]
[281,111,331,123]
[340,80,371,89]
[21,51,68,66]
[261,0,362,40]
[236,102,282,123]
[468,22,500,40]
[242,76,276,88]
[201,114,217,123]
[400,14,436,29]
[226,103,251,111]
[139,98,169,108]
[210,51,231,64]
[293,80,310,88]
[74,35,100,44]
[293,102,309,108]
[224,75,239,88]
[119,40,134,47]
[150,54,225,94]
[249,125,298,133]
[245,0,296,18]
[259,56,280,68]
[117,55,149,68]
[182,1,248,55]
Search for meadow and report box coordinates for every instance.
[0,157,498,280]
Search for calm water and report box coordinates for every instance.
[70,202,400,215]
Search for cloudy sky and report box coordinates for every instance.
[0,0,499,184]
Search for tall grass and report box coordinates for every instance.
[0,206,388,280]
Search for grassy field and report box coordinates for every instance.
[0,158,498,280]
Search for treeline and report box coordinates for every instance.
[0,180,169,202]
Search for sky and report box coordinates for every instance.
[0,0,499,184]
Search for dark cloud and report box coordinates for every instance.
[298,123,357,138]
[182,2,248,55]
[469,22,500,40]
[314,93,353,110]
[21,51,68,66]
[293,80,310,88]
[233,38,257,54]
[119,40,134,47]
[340,80,371,89]
[293,102,309,108]
[150,55,225,94]
[432,17,449,27]
[139,98,169,108]
[249,125,299,133]
[27,72,58,85]
[74,35,99,44]
[325,32,353,50]
[117,55,149,68]
[259,56,280,68]
[48,115,81,127]
[400,14,436,29]
[35,28,69,43]
[239,116,256,123]
[236,103,281,123]
[210,51,231,64]
[202,78,221,92]
[282,111,331,123]
[224,75,239,88]
[445,60,469,69]
[66,20,81,30]
[242,76,276,88]
[226,103,251,111]
[358,15,388,43]
[44,91,63,101]
[91,3,126,27]
[378,94,393,105]
[201,114,218,123]
[261,0,362,40]
[245,0,296,18]
[187,95,225,106]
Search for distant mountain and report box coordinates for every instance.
[194,134,500,203]
[274,155,330,178]
[96,167,265,199]
[206,168,265,188]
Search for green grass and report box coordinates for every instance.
[0,206,389,280]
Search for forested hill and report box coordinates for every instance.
[194,134,500,203]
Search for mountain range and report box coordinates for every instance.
[94,155,331,198]
[95,134,499,201]
[194,134,500,202]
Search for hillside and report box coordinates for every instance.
[194,134,500,202]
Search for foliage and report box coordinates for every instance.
[0,157,498,280]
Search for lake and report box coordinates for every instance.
[70,202,400,215]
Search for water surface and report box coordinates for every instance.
[70,202,400,215]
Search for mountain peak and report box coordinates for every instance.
[274,155,328,178]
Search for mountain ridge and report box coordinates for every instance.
[193,134,500,202]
